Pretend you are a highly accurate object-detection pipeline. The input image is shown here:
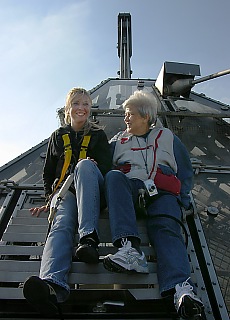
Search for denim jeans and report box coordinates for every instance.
[105,170,191,296]
[40,159,104,302]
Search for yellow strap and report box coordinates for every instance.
[47,134,91,208]
[79,135,91,159]
[52,134,72,195]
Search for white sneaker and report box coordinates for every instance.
[174,278,204,319]
[103,239,149,274]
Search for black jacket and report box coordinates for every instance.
[43,124,112,199]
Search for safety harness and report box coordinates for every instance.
[79,135,91,159]
[48,133,91,202]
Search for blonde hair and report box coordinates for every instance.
[123,91,157,125]
[64,87,101,134]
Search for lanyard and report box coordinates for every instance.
[148,129,163,179]
[136,136,149,175]
[135,129,163,178]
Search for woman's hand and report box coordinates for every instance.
[30,205,49,217]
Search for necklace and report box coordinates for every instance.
[136,136,149,175]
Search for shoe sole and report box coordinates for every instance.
[103,256,149,274]
[23,276,58,316]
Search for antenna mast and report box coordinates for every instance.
[117,13,132,79]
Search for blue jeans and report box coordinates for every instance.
[105,170,191,296]
[40,159,104,302]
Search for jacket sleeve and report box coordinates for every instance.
[173,135,194,209]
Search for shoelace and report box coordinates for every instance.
[175,277,194,298]
[118,238,131,253]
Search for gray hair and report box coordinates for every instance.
[123,91,157,125]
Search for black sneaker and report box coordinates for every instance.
[23,276,58,316]
[75,237,99,264]
[174,279,204,319]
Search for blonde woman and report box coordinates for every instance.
[23,88,112,316]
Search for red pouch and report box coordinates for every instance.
[154,168,181,195]
[115,163,131,174]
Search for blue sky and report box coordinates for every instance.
[0,0,230,167]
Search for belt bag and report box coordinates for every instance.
[154,168,181,195]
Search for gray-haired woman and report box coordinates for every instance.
[103,90,204,319]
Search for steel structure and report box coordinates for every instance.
[0,12,229,320]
